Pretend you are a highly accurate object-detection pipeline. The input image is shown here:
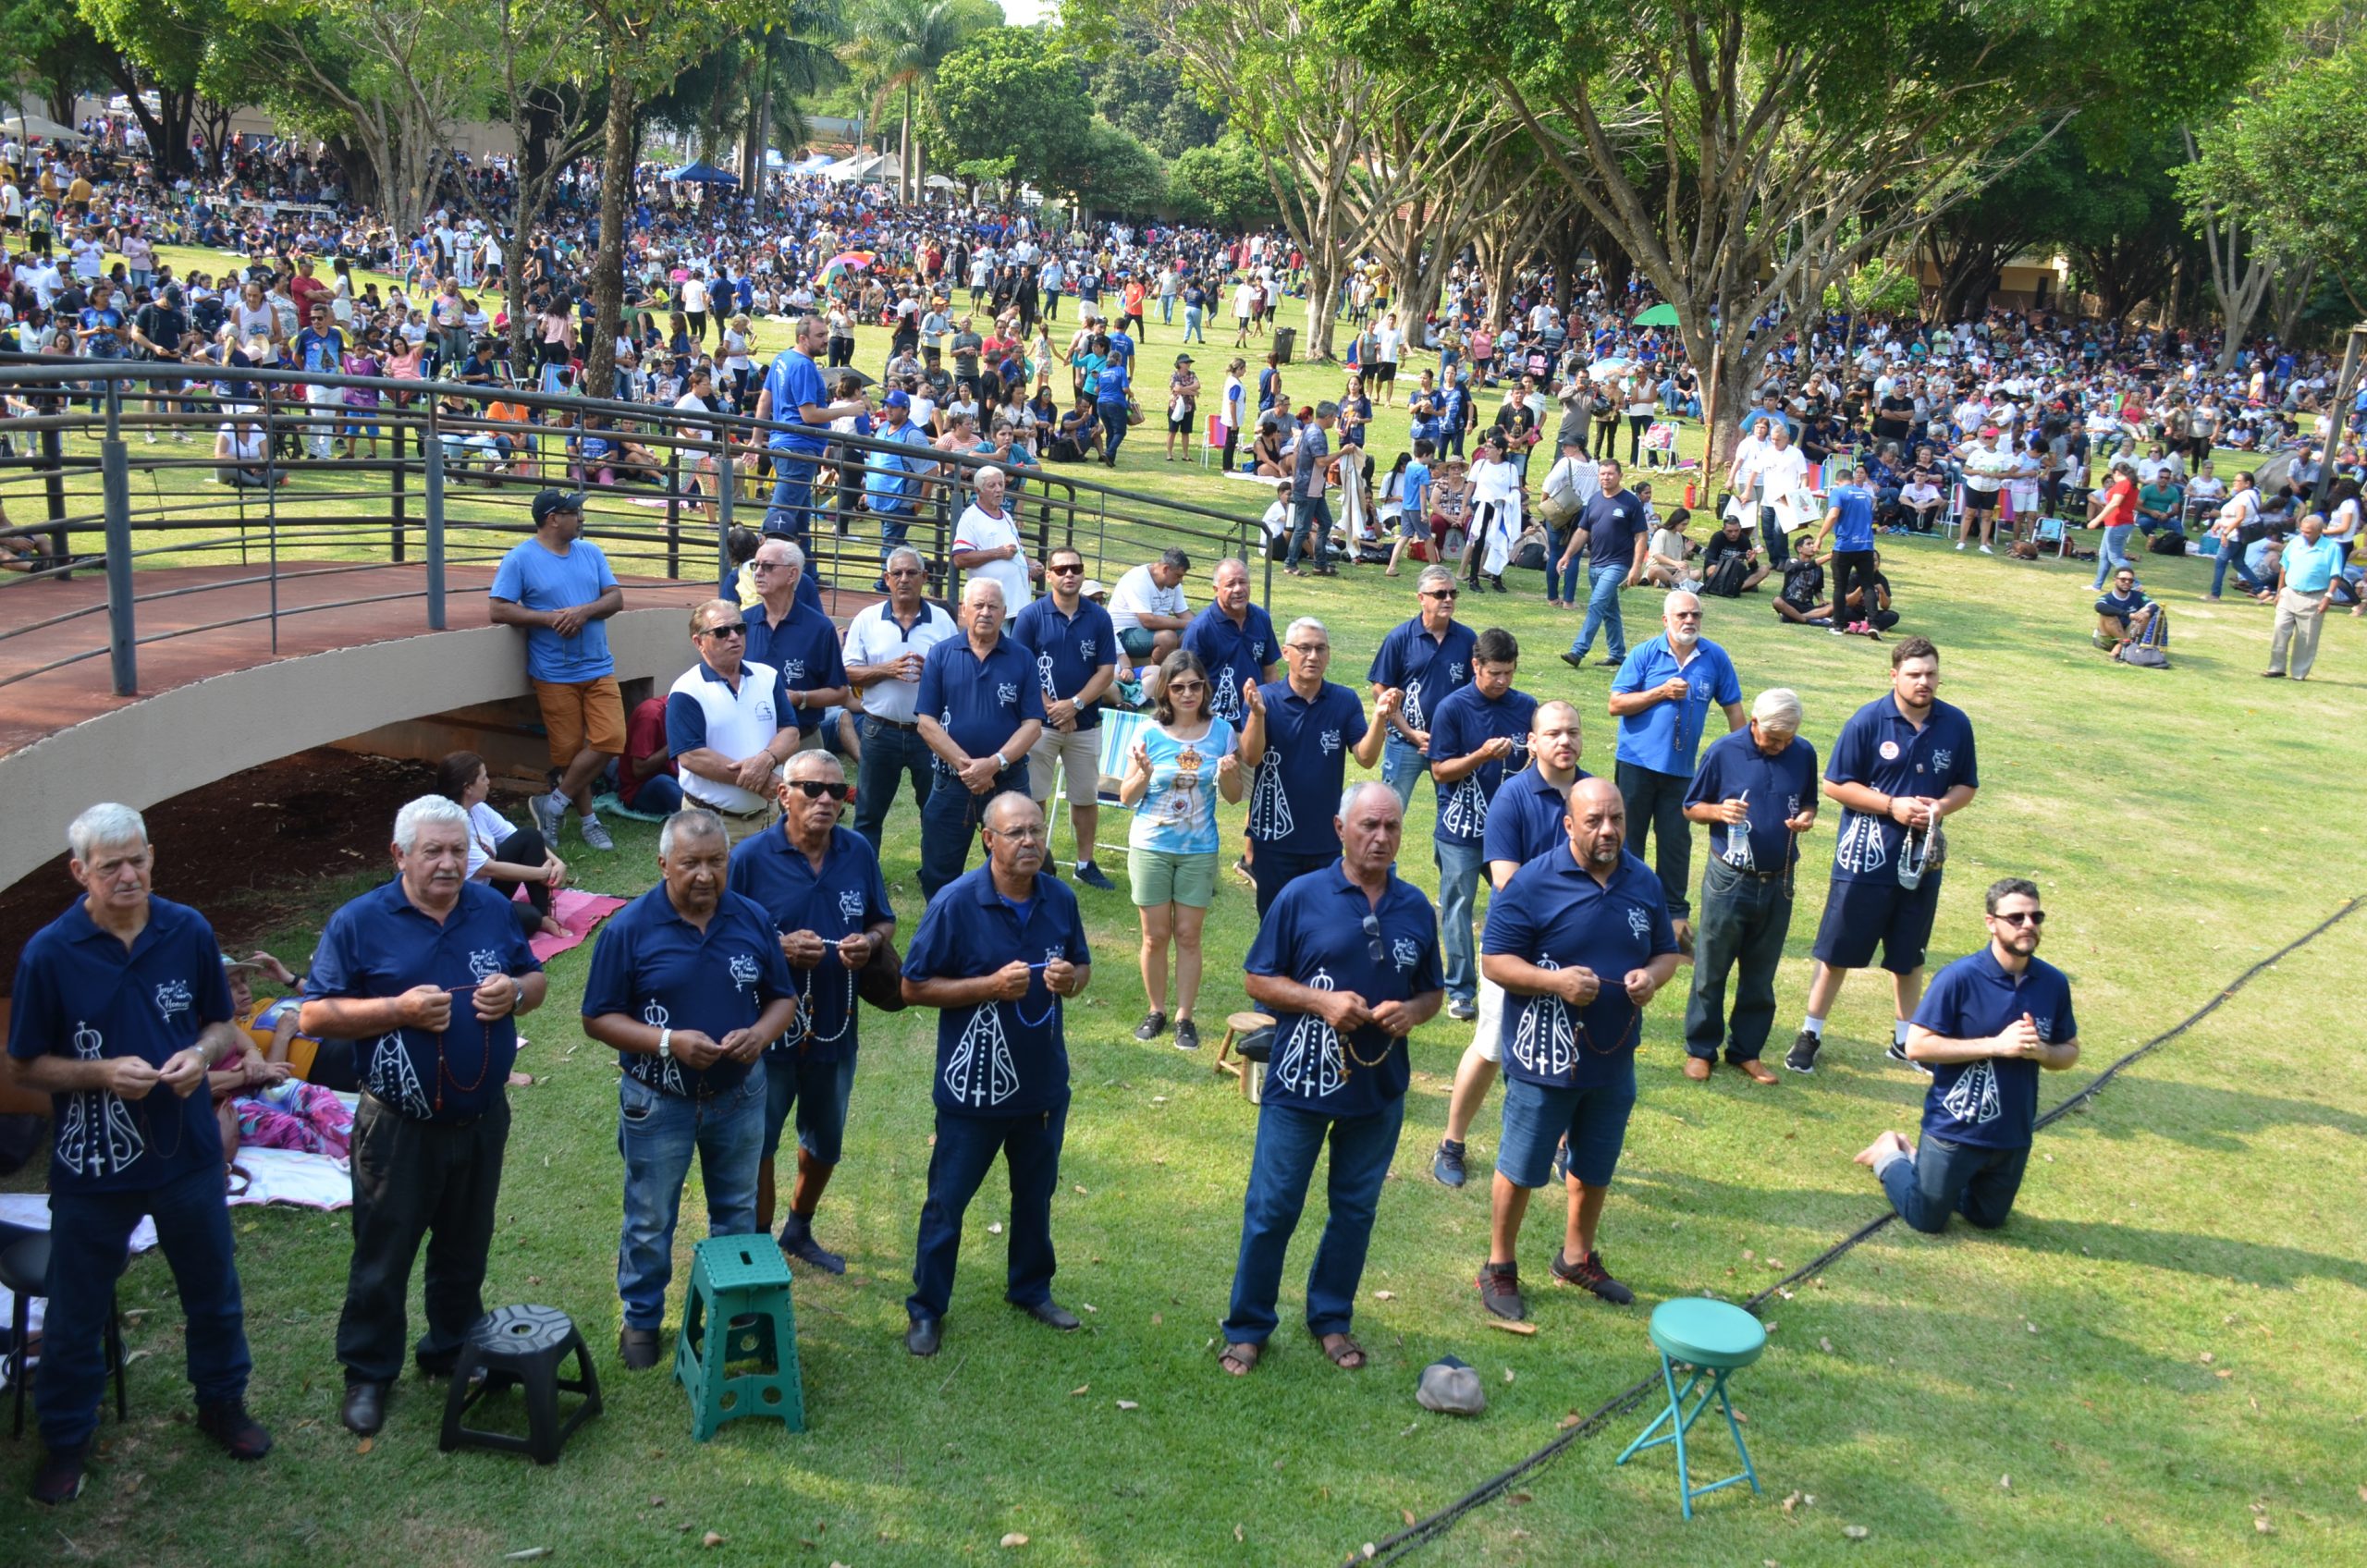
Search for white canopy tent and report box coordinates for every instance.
[3,114,92,146]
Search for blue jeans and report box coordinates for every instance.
[908,1099,1068,1319]
[853,716,936,849]
[2092,524,2135,589]
[43,1164,251,1450]
[1570,563,1629,663]
[615,1071,766,1329]
[1160,295,1175,324]
[1183,307,1204,342]
[1380,734,1428,813]
[918,765,1024,900]
[1435,836,1488,1002]
[1098,401,1130,463]
[765,459,816,538]
[1284,495,1334,570]
[1877,1137,2029,1233]
[629,774,684,815]
[2211,543,2271,597]
[1545,527,1583,603]
[1222,1096,1404,1343]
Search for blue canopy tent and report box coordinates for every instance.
[667,160,741,186]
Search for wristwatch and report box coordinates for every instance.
[992,751,1009,771]
[658,1027,674,1060]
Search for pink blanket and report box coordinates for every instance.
[529,888,629,962]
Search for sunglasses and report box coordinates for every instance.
[1422,589,1458,600]
[1992,910,2046,927]
[1165,680,1207,694]
[699,622,747,639]
[1362,913,1385,964]
[1049,562,1085,575]
[784,779,851,801]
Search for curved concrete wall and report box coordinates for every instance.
[0,606,701,894]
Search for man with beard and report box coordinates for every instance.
[1426,629,1538,1023]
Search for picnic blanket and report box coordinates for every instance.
[528,888,629,963]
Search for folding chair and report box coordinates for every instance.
[2032,517,2068,557]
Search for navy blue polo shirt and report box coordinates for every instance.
[1182,603,1278,725]
[902,865,1092,1118]
[1245,679,1369,852]
[1366,616,1477,739]
[746,599,846,695]
[581,883,796,1099]
[915,631,1048,774]
[1824,694,1980,884]
[1482,845,1678,1089]
[1612,636,1743,778]
[1686,728,1820,873]
[1010,594,1119,732]
[306,878,543,1122]
[8,895,234,1192]
[1580,490,1649,571]
[1245,863,1441,1119]
[1427,682,1539,847]
[1482,765,1593,869]
[726,824,894,1064]
[1912,948,2078,1149]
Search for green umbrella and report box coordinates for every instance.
[1632,302,1680,328]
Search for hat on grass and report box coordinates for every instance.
[1417,1356,1485,1417]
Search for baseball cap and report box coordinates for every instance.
[1417,1355,1485,1416]
[884,388,911,410]
[532,489,587,523]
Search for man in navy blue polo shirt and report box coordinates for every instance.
[583,809,800,1369]
[915,577,1047,900]
[743,537,845,721]
[1478,778,1681,1319]
[1180,557,1278,727]
[1367,567,1477,811]
[1220,783,1442,1376]
[1854,879,2079,1232]
[1431,699,1588,1187]
[1012,543,1121,888]
[899,793,1093,1357]
[727,753,894,1274]
[302,795,546,1438]
[1558,459,1650,669]
[1788,637,1979,1075]
[1428,627,1538,1023]
[1679,689,1817,1084]
[755,313,867,539]
[1608,589,1747,950]
[8,803,272,1503]
[1238,616,1391,915]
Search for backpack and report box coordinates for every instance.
[2146,530,2188,556]
[1701,552,1752,597]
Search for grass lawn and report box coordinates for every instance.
[1,246,2363,1566]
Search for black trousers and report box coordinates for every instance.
[490,827,551,937]
[1614,758,1696,923]
[1832,550,1877,625]
[337,1093,510,1384]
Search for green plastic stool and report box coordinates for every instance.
[673,1233,803,1440]
[1615,1298,1765,1518]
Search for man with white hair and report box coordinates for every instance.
[743,537,842,722]
[1239,617,1393,915]
[668,598,803,848]
[914,577,1047,899]
[8,803,272,1502]
[1677,691,1818,1083]
[1012,542,1120,887]
[300,795,548,1436]
[1606,591,1746,953]
[952,464,1032,611]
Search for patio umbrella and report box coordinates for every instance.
[817,251,877,285]
[2,114,91,145]
[1632,302,1681,328]
[1588,357,1635,381]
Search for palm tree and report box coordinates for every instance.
[841,0,998,201]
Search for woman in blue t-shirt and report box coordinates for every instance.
[1117,650,1244,1052]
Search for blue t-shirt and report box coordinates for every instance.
[1245,679,1369,853]
[1366,616,1478,740]
[488,536,619,683]
[1825,694,1981,884]
[2093,586,2150,620]
[862,417,931,513]
[1401,460,1432,521]
[1482,845,1678,1089]
[295,325,345,376]
[725,824,894,1064]
[1826,484,1877,551]
[306,878,542,1122]
[1427,682,1539,846]
[1096,359,1131,406]
[1128,718,1237,855]
[1581,490,1649,571]
[1010,594,1119,732]
[1181,604,1279,726]
[902,866,1092,1117]
[1912,949,2078,1149]
[761,347,830,455]
[1481,765,1593,869]
[745,602,848,697]
[1611,636,1742,777]
[580,884,796,1099]
[915,633,1048,779]
[1245,864,1442,1119]
[7,896,234,1193]
[1684,728,1820,873]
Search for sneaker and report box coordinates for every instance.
[1478,1262,1527,1321]
[1955,541,1967,551]
[1979,544,1994,555]
[1886,1039,1934,1074]
[1134,1011,1168,1042]
[1446,996,1478,1022]
[1784,1029,1821,1074]
[196,1398,274,1461]
[1431,1138,1467,1188]
[1831,621,1846,635]
[30,1446,87,1506]
[1073,861,1117,890]
[528,790,565,844]
[1807,616,1834,628]
[578,815,615,851]
[1551,1248,1636,1305]
[1172,1018,1200,1051]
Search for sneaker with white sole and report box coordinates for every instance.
[1784,1029,1822,1073]
[528,790,565,844]
[1979,544,1994,555]
[578,815,615,851]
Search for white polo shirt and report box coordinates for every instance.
[841,598,958,724]
[667,659,788,815]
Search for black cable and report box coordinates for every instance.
[1346,895,2360,1566]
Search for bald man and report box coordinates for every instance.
[914,579,1047,900]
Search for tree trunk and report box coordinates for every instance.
[586,72,638,401]
[743,70,772,187]
[900,80,914,204]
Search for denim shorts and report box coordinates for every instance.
[1497,1070,1637,1189]
[760,1049,856,1165]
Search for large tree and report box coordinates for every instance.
[925,25,1092,193]
[79,0,236,175]
[0,5,115,126]
[840,0,997,202]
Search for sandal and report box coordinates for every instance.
[1315,1330,1367,1370]
[1219,1341,1261,1377]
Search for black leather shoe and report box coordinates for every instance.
[340,1380,388,1437]
[199,1398,274,1460]
[618,1327,662,1370]
[1018,1299,1082,1331]
[905,1314,943,1357]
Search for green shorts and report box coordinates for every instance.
[1128,846,1218,908]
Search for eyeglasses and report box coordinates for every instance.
[1285,643,1330,655]
[785,779,851,801]
[1992,910,2046,927]
[751,558,791,571]
[698,622,747,639]
[1361,913,1385,963]
[987,825,1047,842]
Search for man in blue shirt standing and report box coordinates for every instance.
[914,578,1048,900]
[1679,689,1817,1083]
[2265,508,2343,680]
[1181,557,1279,728]
[1367,567,1477,811]
[1788,638,1980,1075]
[489,491,626,853]
[1478,778,1682,1318]
[1428,628,1539,1022]
[755,314,866,541]
[582,809,800,1369]
[8,803,272,1503]
[1854,878,2079,1232]
[899,793,1093,1356]
[1607,590,1746,951]
[1220,783,1443,1376]
[301,795,546,1438]
[1239,617,1392,915]
[1816,460,1883,639]
[1558,459,1651,670]
[1012,544,1121,888]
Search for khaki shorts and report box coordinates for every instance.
[689,801,779,849]
[1128,846,1218,909]
[532,675,626,767]
[1027,724,1102,803]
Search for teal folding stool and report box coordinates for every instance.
[1615,1298,1765,1518]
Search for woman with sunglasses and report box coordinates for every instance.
[1117,650,1245,1051]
